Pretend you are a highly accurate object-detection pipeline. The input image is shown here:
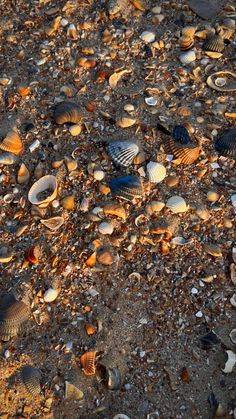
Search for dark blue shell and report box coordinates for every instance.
[109,175,143,201]
[172,125,191,144]
[215,127,236,159]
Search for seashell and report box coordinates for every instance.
[116,116,136,128]
[165,175,179,187]
[85,252,97,267]
[85,323,97,336]
[18,85,31,97]
[65,156,78,172]
[222,350,236,373]
[145,97,157,106]
[20,366,41,396]
[69,124,82,136]
[188,0,220,19]
[17,163,30,185]
[221,18,235,30]
[179,35,194,50]
[40,216,64,231]
[145,201,165,215]
[0,247,13,263]
[166,196,188,213]
[146,162,166,183]
[230,263,236,285]
[80,351,96,375]
[172,125,191,144]
[107,140,139,167]
[34,162,44,180]
[54,101,83,125]
[97,246,116,266]
[230,293,236,308]
[194,204,210,220]
[25,245,41,264]
[231,194,236,209]
[113,415,130,419]
[28,175,57,207]
[214,127,236,159]
[207,191,219,202]
[61,195,75,210]
[203,32,224,53]
[107,0,129,16]
[0,296,30,341]
[65,381,84,400]
[200,331,220,350]
[150,217,179,236]
[181,26,197,38]
[96,363,121,390]
[98,221,114,235]
[44,287,58,302]
[171,237,192,246]
[0,131,24,155]
[0,152,18,165]
[205,51,222,59]
[109,175,144,201]
[179,50,196,64]
[93,170,105,181]
[203,243,222,257]
[109,69,131,89]
[103,203,127,220]
[229,329,236,345]
[164,138,201,164]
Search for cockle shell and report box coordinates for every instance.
[203,34,224,53]
[214,127,236,159]
[166,196,188,213]
[146,162,166,183]
[0,152,18,165]
[54,101,83,125]
[179,50,196,64]
[109,175,144,201]
[80,351,96,375]
[17,163,30,184]
[172,125,191,144]
[28,175,57,207]
[164,138,201,164]
[20,366,41,396]
[179,35,194,50]
[0,295,30,341]
[40,216,64,231]
[0,131,24,155]
[107,140,139,167]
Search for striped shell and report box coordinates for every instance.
[164,138,201,164]
[0,152,18,165]
[166,196,188,213]
[146,162,166,183]
[0,131,24,155]
[179,35,194,50]
[54,101,83,125]
[80,351,96,375]
[207,71,236,92]
[28,175,57,207]
[0,296,30,341]
[20,366,41,397]
[109,175,144,201]
[203,34,224,52]
[17,163,30,184]
[107,140,139,167]
[179,50,196,64]
[172,125,191,144]
[214,127,236,159]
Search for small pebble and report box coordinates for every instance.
[44,287,58,302]
[93,170,105,181]
[140,31,156,43]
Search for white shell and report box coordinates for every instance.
[229,329,236,344]
[230,293,236,307]
[179,50,196,64]
[44,288,58,302]
[222,350,236,373]
[140,31,156,43]
[166,196,188,213]
[145,97,157,106]
[98,221,114,235]
[231,194,236,209]
[28,175,57,207]
[113,415,130,419]
[93,170,105,180]
[146,162,166,183]
[40,216,64,231]
[108,141,139,167]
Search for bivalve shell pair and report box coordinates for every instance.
[0,131,24,155]
[54,101,83,125]
[166,196,188,213]
[109,175,144,201]
[0,294,30,341]
[28,175,57,207]
[107,140,140,167]
[214,127,236,159]
[20,365,42,397]
[146,162,166,183]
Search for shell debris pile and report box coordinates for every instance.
[0,0,235,417]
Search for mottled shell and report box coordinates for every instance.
[17,163,30,184]
[164,138,201,164]
[214,127,236,159]
[20,366,41,396]
[109,175,144,201]
[207,71,236,92]
[0,152,18,165]
[166,196,188,213]
[203,34,224,53]
[0,131,24,155]
[107,140,139,167]
[80,351,96,375]
[54,101,83,125]
[28,175,57,207]
[179,50,196,64]
[40,216,64,231]
[0,296,30,341]
[179,35,194,50]
[146,162,166,183]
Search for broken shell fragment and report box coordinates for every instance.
[98,221,114,235]
[146,162,166,183]
[0,131,24,155]
[17,163,30,185]
[107,140,139,167]
[40,216,64,231]
[116,116,136,128]
[222,350,236,373]
[28,175,57,207]
[80,351,96,375]
[0,295,30,341]
[96,363,121,390]
[96,246,116,266]
[166,196,188,213]
[25,245,41,264]
[0,152,18,165]
[20,366,41,396]
[65,381,84,400]
[109,175,144,201]
[171,237,191,246]
[54,101,83,124]
[85,323,97,336]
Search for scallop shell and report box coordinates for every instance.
[207,71,236,93]
[214,127,236,159]
[0,131,24,155]
[146,162,166,183]
[107,140,139,167]
[28,175,57,207]
[54,101,83,125]
[109,175,144,201]
[20,366,41,396]
[172,125,191,144]
[166,196,188,213]
[0,152,18,165]
[164,138,201,164]
[17,163,30,184]
[179,50,196,64]
[179,35,194,50]
[96,364,121,390]
[0,296,30,341]
[40,216,64,231]
[203,34,224,53]
[80,351,96,375]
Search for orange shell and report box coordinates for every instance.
[85,323,97,336]
[85,252,97,267]
[18,85,31,97]
[164,139,201,165]
[0,131,24,155]
[179,35,194,50]
[25,246,41,264]
[80,351,96,375]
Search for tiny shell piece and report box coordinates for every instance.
[171,237,191,245]
[116,116,136,128]
[140,31,155,43]
[166,196,188,213]
[145,97,157,106]
[69,124,82,136]
[222,350,236,373]
[21,366,41,396]
[146,162,166,183]
[85,323,97,336]
[231,194,236,209]
[65,381,84,400]
[98,221,114,235]
[80,351,96,375]
[44,288,58,302]
[113,415,130,419]
[28,175,57,207]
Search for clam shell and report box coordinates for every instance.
[107,140,139,167]
[20,366,41,396]
[116,116,136,128]
[164,138,201,164]
[203,34,224,53]
[214,127,236,159]
[146,162,166,183]
[0,152,18,165]
[0,296,30,341]
[0,131,24,155]
[28,175,57,207]
[98,221,114,235]
[109,175,144,201]
[172,125,191,144]
[166,196,188,213]
[17,163,30,184]
[80,351,96,375]
[96,363,121,390]
[179,50,196,64]
[179,35,194,50]
[54,101,83,125]
[40,216,64,231]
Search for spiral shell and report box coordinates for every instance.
[54,101,83,125]
[80,351,96,375]
[0,131,24,155]
[0,295,30,341]
[164,138,201,164]
[20,366,41,397]
[146,162,166,183]
[17,163,30,184]
[179,50,196,64]
[166,196,188,213]
[107,140,139,167]
[179,35,194,50]
[203,33,224,53]
[207,71,236,92]
[109,175,144,201]
[0,152,18,165]
[214,127,236,159]
[28,175,57,207]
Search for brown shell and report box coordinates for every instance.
[17,163,30,184]
[0,131,24,155]
[164,139,201,165]
[203,243,222,257]
[20,366,41,397]
[54,101,83,125]
[182,26,197,38]
[203,34,224,53]
[179,35,194,50]
[80,351,96,375]
[0,296,30,341]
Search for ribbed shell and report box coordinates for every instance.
[107,140,139,167]
[164,138,201,164]
[203,34,224,52]
[172,125,191,144]
[28,175,57,207]
[109,175,144,201]
[0,152,18,165]
[80,351,96,375]
[214,127,236,159]
[146,162,166,183]
[0,298,30,340]
[54,101,83,125]
[166,196,188,213]
[21,366,41,396]
[0,131,24,155]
